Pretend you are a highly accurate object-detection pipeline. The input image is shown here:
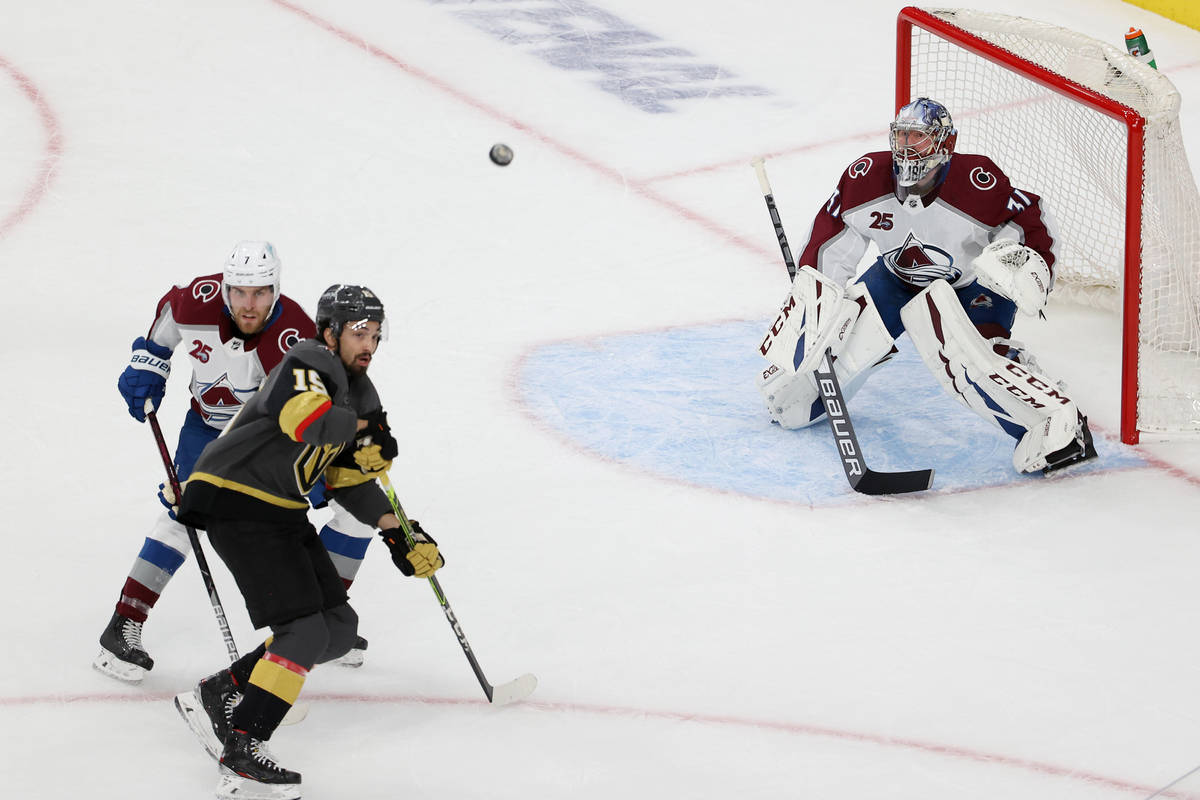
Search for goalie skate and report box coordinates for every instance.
[217,730,301,800]
[93,612,153,683]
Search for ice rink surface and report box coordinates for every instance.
[4,0,1200,797]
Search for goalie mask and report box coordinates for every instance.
[316,284,388,341]
[889,97,957,188]
[222,240,281,316]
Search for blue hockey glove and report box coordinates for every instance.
[157,482,179,520]
[118,337,172,422]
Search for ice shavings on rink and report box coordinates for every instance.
[516,320,1146,504]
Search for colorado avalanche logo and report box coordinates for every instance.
[278,327,301,352]
[195,373,253,424]
[883,233,961,287]
[848,157,873,178]
[193,279,221,303]
[969,167,997,191]
[969,293,994,309]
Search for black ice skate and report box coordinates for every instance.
[1043,412,1098,473]
[332,634,368,668]
[217,730,301,800]
[174,669,242,760]
[93,611,153,683]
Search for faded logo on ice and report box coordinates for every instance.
[434,0,770,113]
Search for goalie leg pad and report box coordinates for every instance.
[758,284,896,429]
[900,279,1094,473]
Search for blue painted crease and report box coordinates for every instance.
[517,321,1146,505]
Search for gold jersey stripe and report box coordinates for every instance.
[280,391,333,442]
[325,464,380,489]
[187,472,309,510]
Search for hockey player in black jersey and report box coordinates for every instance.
[172,285,443,800]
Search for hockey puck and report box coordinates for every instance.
[489,143,514,166]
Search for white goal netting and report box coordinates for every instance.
[902,7,1200,439]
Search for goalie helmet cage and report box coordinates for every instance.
[897,6,1200,444]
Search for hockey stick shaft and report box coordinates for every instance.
[752,157,797,281]
[378,472,500,702]
[750,157,933,495]
[146,408,240,663]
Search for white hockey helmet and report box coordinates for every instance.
[889,97,957,188]
[222,240,281,315]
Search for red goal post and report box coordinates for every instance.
[897,6,1200,444]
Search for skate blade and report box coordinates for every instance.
[217,768,300,800]
[173,691,223,760]
[92,649,146,684]
[330,651,364,668]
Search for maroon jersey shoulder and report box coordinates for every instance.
[836,151,896,211]
[936,154,1024,226]
[251,295,317,374]
[154,273,226,328]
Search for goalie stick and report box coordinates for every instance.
[751,157,934,495]
[380,472,537,705]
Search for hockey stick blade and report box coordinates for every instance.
[488,672,538,706]
[280,701,309,725]
[851,465,935,495]
[815,349,934,496]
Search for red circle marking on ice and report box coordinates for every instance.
[0,54,62,239]
[1,689,1162,796]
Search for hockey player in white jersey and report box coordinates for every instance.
[95,242,378,682]
[758,98,1096,474]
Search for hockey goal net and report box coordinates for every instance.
[897,6,1200,443]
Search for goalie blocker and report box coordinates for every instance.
[901,279,1096,473]
[757,266,896,429]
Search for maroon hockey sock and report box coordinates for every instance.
[115,579,160,623]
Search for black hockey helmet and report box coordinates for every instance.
[315,284,387,340]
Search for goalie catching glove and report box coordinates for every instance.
[379,520,444,578]
[972,239,1052,316]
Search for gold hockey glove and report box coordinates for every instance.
[352,443,390,473]
[379,520,444,578]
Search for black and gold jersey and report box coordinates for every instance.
[180,339,392,529]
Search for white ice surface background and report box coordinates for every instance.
[4,1,1200,798]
